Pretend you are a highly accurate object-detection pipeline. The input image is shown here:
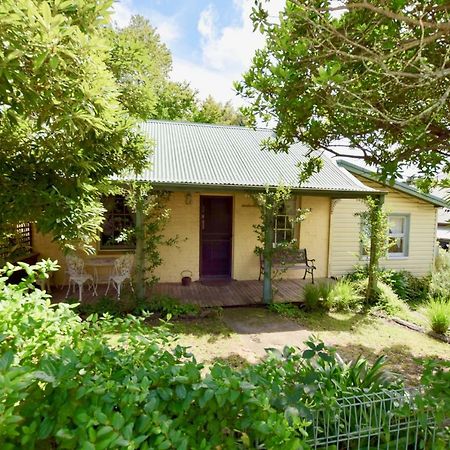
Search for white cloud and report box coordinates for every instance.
[171,57,242,105]
[111,1,180,44]
[197,4,216,41]
[171,0,285,105]
[111,0,134,28]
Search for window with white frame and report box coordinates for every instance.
[360,214,410,258]
[388,215,409,257]
[273,199,296,245]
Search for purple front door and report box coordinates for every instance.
[200,196,233,279]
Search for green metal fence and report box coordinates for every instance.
[307,389,439,449]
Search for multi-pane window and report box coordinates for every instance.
[273,199,296,245]
[360,214,410,258]
[100,196,136,250]
[388,215,409,257]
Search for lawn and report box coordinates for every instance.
[164,306,449,385]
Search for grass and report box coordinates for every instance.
[165,305,449,385]
[425,298,450,335]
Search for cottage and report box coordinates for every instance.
[32,121,447,288]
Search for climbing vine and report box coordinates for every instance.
[251,186,309,303]
[356,195,389,304]
[125,183,179,297]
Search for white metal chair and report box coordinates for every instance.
[105,254,134,300]
[65,255,95,302]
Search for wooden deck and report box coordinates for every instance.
[52,278,331,307]
[152,278,328,307]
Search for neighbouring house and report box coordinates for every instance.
[31,121,448,286]
[435,191,450,251]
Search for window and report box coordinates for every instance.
[100,196,136,250]
[388,215,409,257]
[273,199,296,245]
[360,214,410,258]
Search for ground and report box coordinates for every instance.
[168,307,449,385]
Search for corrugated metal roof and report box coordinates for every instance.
[338,160,449,208]
[122,120,378,194]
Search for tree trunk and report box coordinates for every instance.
[135,197,146,299]
[263,206,274,304]
[366,195,384,303]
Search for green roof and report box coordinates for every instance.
[338,160,448,208]
[125,121,380,196]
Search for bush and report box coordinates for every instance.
[138,294,201,318]
[328,279,363,311]
[268,302,300,318]
[354,278,409,316]
[303,282,332,311]
[346,266,430,303]
[1,262,411,449]
[71,294,201,319]
[425,298,450,335]
[429,269,450,299]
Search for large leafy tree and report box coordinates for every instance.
[192,95,247,126]
[237,0,450,184]
[0,0,148,250]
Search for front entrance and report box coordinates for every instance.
[200,196,233,279]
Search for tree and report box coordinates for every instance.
[237,0,450,185]
[107,15,172,120]
[0,0,149,251]
[192,95,247,126]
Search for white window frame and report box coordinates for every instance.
[273,198,296,246]
[359,213,410,259]
[387,214,410,258]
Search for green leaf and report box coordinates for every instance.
[33,52,48,71]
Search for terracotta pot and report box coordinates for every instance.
[181,270,192,286]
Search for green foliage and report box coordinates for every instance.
[1,263,412,448]
[356,196,389,304]
[268,302,301,318]
[107,15,171,120]
[138,295,201,319]
[192,95,247,126]
[303,282,332,311]
[252,186,309,303]
[238,0,450,183]
[416,359,450,446]
[347,266,430,304]
[425,298,450,335]
[430,251,450,298]
[0,0,148,251]
[328,279,363,312]
[354,278,409,316]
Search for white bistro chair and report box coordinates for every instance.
[65,255,96,302]
[105,254,134,300]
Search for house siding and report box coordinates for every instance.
[329,177,438,277]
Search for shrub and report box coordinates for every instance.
[138,294,201,318]
[425,298,450,335]
[303,282,332,311]
[328,279,363,311]
[346,266,430,303]
[376,281,410,316]
[354,278,409,316]
[268,302,300,318]
[429,269,450,299]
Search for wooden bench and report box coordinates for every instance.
[259,248,316,283]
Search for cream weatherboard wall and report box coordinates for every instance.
[329,177,438,277]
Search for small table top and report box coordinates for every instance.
[84,257,116,267]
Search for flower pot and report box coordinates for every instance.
[181,270,192,286]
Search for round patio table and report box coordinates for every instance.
[84,257,117,291]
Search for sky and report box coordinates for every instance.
[111,0,285,105]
